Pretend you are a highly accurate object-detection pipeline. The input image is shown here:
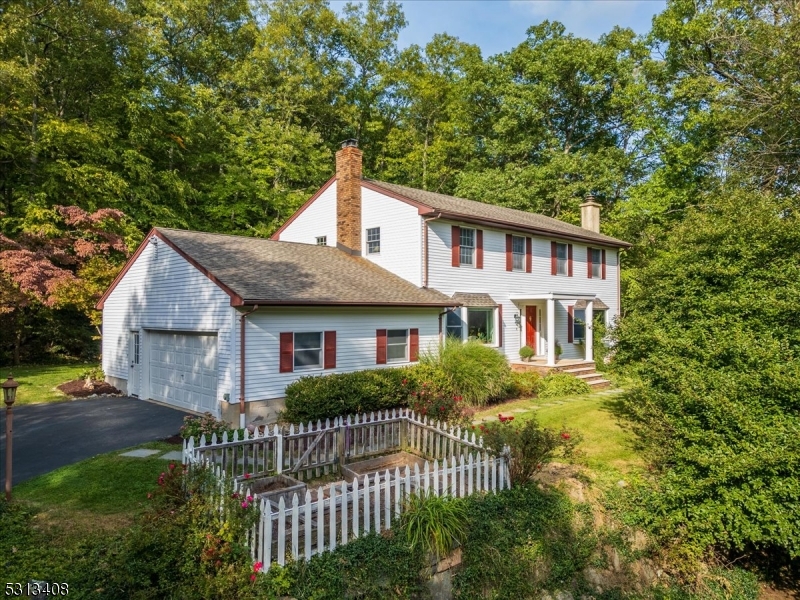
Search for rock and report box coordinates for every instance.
[616,479,627,488]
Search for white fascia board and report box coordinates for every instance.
[508,292,597,301]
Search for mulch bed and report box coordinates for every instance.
[162,434,184,445]
[57,379,121,398]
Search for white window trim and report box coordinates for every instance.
[293,331,323,371]
[511,235,525,271]
[464,307,499,347]
[556,242,568,276]
[590,248,602,279]
[460,227,476,267]
[386,328,409,363]
[573,309,586,344]
[366,227,381,254]
[316,236,327,246]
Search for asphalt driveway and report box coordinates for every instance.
[0,396,189,485]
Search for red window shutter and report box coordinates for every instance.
[602,249,607,280]
[451,226,461,267]
[409,328,419,362]
[279,332,293,373]
[476,230,483,269]
[505,234,513,271]
[324,331,336,369]
[568,244,573,277]
[497,304,503,347]
[587,247,593,279]
[567,306,574,343]
[376,329,387,364]
[526,237,532,273]
[551,241,557,275]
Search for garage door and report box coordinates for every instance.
[149,332,218,413]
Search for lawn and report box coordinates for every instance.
[0,363,98,405]
[474,390,643,476]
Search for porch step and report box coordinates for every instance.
[575,372,606,382]
[587,379,611,390]
[562,366,598,375]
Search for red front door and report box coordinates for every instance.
[525,306,537,349]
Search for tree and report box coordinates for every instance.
[613,190,800,559]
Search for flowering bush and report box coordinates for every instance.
[477,416,581,484]
[403,365,473,427]
[180,412,238,440]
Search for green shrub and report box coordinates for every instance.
[478,415,581,484]
[419,339,512,407]
[401,491,468,559]
[283,367,411,423]
[180,411,239,440]
[78,365,105,381]
[519,345,534,360]
[537,373,591,399]
[508,370,542,398]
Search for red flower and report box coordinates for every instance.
[241,501,249,509]
[253,561,263,572]
[561,432,570,440]
[168,463,176,471]
[231,492,239,499]
[251,574,257,582]
[244,473,251,479]
[508,416,514,421]
[247,495,254,502]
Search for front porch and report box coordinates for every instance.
[509,358,611,389]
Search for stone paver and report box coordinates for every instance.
[160,450,184,461]
[119,448,160,458]
[512,408,528,413]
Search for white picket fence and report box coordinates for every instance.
[183,408,488,480]
[249,451,508,569]
[183,408,510,571]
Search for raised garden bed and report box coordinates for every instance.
[236,473,307,507]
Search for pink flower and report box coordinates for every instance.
[244,473,251,479]
[169,463,176,471]
[247,495,253,502]
[253,561,263,572]
[251,574,257,582]
[231,492,239,499]
[241,501,249,509]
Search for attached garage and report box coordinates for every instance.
[148,332,219,413]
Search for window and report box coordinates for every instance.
[467,308,494,343]
[590,248,602,278]
[366,227,380,254]
[132,332,140,365]
[294,332,322,369]
[512,235,525,271]
[556,243,568,275]
[446,309,464,340]
[387,329,408,362]
[316,236,327,246]
[573,309,586,343]
[460,228,475,266]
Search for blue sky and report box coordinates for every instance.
[334,1,666,57]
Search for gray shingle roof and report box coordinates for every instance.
[574,298,610,310]
[156,228,457,307]
[364,179,630,248]
[451,292,498,307]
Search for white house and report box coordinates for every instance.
[99,140,629,425]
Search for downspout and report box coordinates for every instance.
[422,213,442,288]
[438,307,455,347]
[238,305,259,429]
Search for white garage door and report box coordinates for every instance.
[149,332,218,413]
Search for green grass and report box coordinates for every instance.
[15,441,178,520]
[0,363,98,405]
[475,391,643,475]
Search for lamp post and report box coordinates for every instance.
[3,375,19,501]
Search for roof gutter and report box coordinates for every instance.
[238,304,259,429]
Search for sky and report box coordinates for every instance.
[334,0,666,57]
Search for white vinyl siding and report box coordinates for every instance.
[275,183,337,246]
[361,186,423,286]
[101,239,233,414]
[234,307,439,401]
[428,220,620,361]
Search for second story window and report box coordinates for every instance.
[590,248,602,278]
[512,236,525,271]
[316,236,327,246]
[460,228,475,266]
[366,227,380,254]
[556,243,568,275]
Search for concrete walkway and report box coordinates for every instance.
[0,396,189,485]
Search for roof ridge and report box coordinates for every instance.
[157,227,343,250]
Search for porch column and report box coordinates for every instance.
[585,300,594,362]
[546,297,556,366]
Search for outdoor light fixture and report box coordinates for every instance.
[514,312,521,328]
[3,374,19,501]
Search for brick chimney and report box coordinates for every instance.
[580,195,601,233]
[336,139,362,255]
